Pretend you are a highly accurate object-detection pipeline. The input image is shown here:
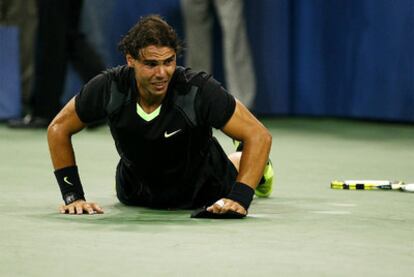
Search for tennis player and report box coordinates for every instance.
[47,15,273,217]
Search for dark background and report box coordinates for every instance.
[2,0,413,122]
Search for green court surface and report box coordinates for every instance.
[1,118,414,276]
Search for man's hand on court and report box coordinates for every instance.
[59,200,104,215]
[206,198,247,215]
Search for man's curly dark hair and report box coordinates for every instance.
[118,14,182,60]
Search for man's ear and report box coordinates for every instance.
[126,54,135,67]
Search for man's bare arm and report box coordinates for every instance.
[207,99,272,214]
[47,97,103,214]
[222,99,272,189]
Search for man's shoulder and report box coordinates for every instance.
[173,66,212,90]
[104,64,132,81]
[104,64,131,78]
[101,65,134,94]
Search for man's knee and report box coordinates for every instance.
[227,151,241,172]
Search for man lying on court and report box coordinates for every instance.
[47,15,273,218]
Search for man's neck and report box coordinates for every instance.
[137,88,165,113]
[138,98,162,114]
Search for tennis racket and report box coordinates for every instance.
[331,180,414,192]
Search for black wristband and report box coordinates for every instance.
[54,166,85,205]
[227,182,254,210]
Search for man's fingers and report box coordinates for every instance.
[75,205,83,215]
[206,203,220,213]
[83,204,94,215]
[206,198,248,215]
[59,205,66,214]
[232,204,247,215]
[206,199,230,214]
[91,203,104,213]
[58,201,104,215]
[219,202,231,214]
[236,207,247,215]
[224,199,247,215]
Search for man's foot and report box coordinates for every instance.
[232,139,274,197]
[7,114,50,129]
[255,160,274,197]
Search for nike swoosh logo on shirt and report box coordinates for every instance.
[164,129,182,138]
[64,176,74,186]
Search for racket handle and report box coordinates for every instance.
[401,184,414,192]
[391,182,405,190]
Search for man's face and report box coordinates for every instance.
[127,45,176,100]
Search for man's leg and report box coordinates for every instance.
[0,0,37,112]
[7,0,68,128]
[192,138,260,218]
[213,0,256,108]
[181,0,213,73]
[31,0,69,120]
[115,161,151,206]
[68,0,105,84]
[227,151,241,171]
[191,138,238,208]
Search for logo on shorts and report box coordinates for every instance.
[64,176,74,186]
[164,129,181,138]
